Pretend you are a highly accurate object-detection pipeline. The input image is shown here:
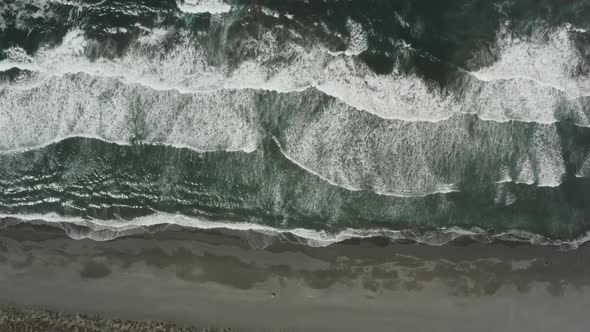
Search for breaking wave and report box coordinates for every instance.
[2,24,588,126]
[1,0,590,244]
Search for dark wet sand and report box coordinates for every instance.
[0,223,589,332]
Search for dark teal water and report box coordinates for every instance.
[1,0,590,243]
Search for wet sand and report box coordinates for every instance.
[0,223,589,332]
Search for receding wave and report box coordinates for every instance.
[2,213,589,250]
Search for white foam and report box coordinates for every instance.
[217,28,455,122]
[528,125,566,187]
[276,98,565,196]
[577,154,590,178]
[394,11,410,29]
[2,7,590,128]
[0,72,260,153]
[135,28,171,47]
[0,28,455,122]
[2,212,589,249]
[496,165,512,184]
[565,23,588,33]
[176,0,231,14]
[508,126,565,187]
[515,155,535,185]
[458,24,590,128]
[1,0,54,29]
[261,7,280,19]
[0,26,575,192]
[273,136,457,197]
[0,0,106,31]
[0,212,86,223]
[472,25,590,98]
[327,19,368,56]
[0,212,389,245]
[4,24,584,127]
[1,70,567,195]
[459,77,573,125]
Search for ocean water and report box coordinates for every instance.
[1,0,590,247]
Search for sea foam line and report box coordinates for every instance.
[1,212,589,250]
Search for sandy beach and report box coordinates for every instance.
[0,223,588,331]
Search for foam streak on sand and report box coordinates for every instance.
[2,212,590,250]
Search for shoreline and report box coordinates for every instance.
[0,223,589,331]
[2,215,590,250]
